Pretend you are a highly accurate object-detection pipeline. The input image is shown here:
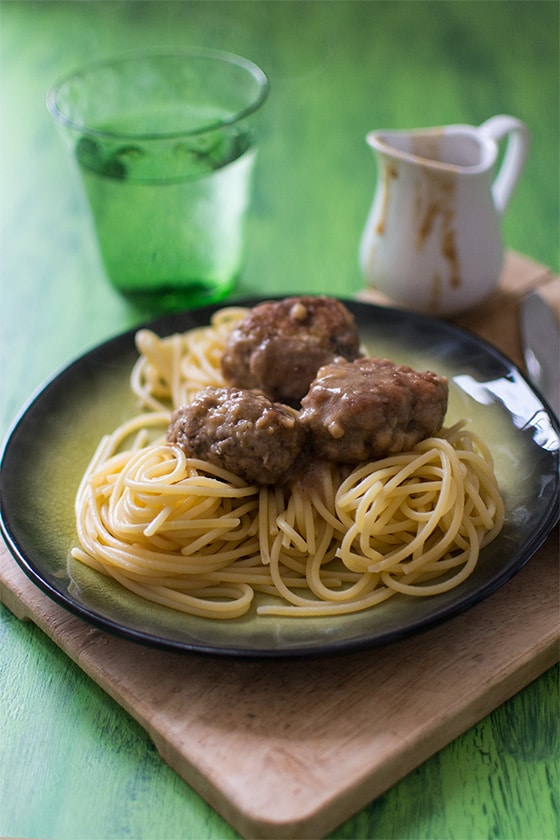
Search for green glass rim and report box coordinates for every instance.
[46,47,270,141]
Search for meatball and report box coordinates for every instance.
[167,387,306,485]
[300,358,448,463]
[221,296,362,405]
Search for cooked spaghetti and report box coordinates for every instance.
[131,307,248,411]
[71,306,505,619]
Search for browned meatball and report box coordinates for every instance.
[167,387,306,485]
[221,296,362,405]
[300,358,448,463]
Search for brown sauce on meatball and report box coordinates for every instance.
[167,299,450,484]
[221,296,363,405]
[167,387,306,486]
[300,358,449,463]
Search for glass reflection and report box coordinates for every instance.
[453,371,560,451]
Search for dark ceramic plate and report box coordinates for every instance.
[1,298,559,657]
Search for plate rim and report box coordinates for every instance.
[1,296,559,658]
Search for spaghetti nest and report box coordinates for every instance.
[71,308,505,619]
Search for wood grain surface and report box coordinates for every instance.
[1,3,559,840]
[1,526,558,839]
[1,250,559,838]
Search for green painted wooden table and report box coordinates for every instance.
[1,2,558,838]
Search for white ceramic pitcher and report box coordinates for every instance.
[359,115,530,316]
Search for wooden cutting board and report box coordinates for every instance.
[1,251,559,840]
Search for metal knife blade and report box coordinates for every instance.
[520,290,560,417]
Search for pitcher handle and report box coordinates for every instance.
[479,115,530,216]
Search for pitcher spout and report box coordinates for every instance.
[366,124,496,173]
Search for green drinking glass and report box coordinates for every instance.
[47,49,269,311]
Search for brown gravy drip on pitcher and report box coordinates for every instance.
[414,167,460,290]
[375,163,398,235]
